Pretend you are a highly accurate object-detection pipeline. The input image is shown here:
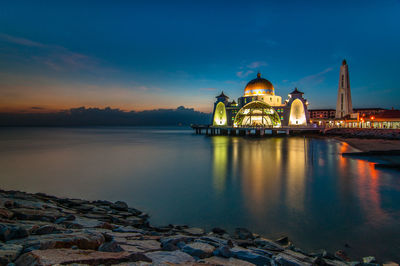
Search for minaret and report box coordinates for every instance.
[335,59,353,118]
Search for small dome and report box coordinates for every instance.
[244,72,274,96]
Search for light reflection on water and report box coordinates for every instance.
[0,127,399,261]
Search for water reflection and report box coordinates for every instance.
[1,128,399,261]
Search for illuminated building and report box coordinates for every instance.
[211,72,310,127]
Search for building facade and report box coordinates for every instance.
[211,73,310,128]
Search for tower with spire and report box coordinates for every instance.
[335,59,353,118]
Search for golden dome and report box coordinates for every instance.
[244,72,274,96]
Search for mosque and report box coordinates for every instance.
[211,72,309,128]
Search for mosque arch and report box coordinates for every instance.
[213,102,227,126]
[289,99,307,126]
[233,101,281,127]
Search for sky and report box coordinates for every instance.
[0,0,399,113]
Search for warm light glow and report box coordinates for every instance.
[289,99,307,126]
[213,102,227,126]
[233,101,281,127]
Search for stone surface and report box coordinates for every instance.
[0,208,14,219]
[98,240,124,252]
[234,228,254,240]
[112,201,129,211]
[119,240,161,252]
[10,208,61,222]
[254,237,284,251]
[230,246,272,266]
[145,250,195,265]
[181,242,215,259]
[8,231,105,250]
[0,224,28,241]
[14,248,151,265]
[31,225,56,235]
[0,244,23,264]
[203,256,256,266]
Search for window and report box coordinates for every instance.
[341,94,343,110]
[341,75,344,88]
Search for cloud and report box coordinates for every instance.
[0,33,45,47]
[0,33,100,72]
[236,70,254,78]
[247,61,268,69]
[293,67,334,88]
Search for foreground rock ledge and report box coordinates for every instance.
[0,189,391,266]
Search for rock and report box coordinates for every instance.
[145,250,195,264]
[236,239,255,248]
[273,250,315,266]
[31,225,56,235]
[160,235,194,247]
[213,245,232,258]
[126,217,147,227]
[74,204,95,212]
[363,256,377,263]
[8,231,105,251]
[98,240,124,252]
[200,236,229,247]
[230,246,272,266]
[203,256,256,266]
[254,238,284,252]
[118,240,161,252]
[335,250,350,261]
[0,224,28,241]
[234,228,254,240]
[182,227,204,236]
[275,236,289,246]
[274,252,310,266]
[181,242,215,259]
[0,208,14,219]
[212,227,227,235]
[383,262,399,266]
[10,208,61,222]
[96,222,117,230]
[14,248,151,265]
[0,244,23,264]
[54,214,75,224]
[112,201,129,211]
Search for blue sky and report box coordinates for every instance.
[0,0,399,112]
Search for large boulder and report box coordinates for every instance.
[7,231,105,251]
[145,250,195,264]
[181,242,215,259]
[98,240,124,252]
[203,256,256,266]
[234,228,254,240]
[14,248,151,265]
[111,201,129,212]
[0,244,23,264]
[230,246,272,266]
[0,224,28,241]
[10,208,62,222]
[117,239,161,252]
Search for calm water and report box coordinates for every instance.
[0,127,399,261]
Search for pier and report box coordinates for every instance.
[191,125,322,136]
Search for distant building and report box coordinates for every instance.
[335,60,353,118]
[353,108,386,117]
[309,109,336,119]
[211,72,310,127]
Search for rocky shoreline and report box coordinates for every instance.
[0,189,393,266]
